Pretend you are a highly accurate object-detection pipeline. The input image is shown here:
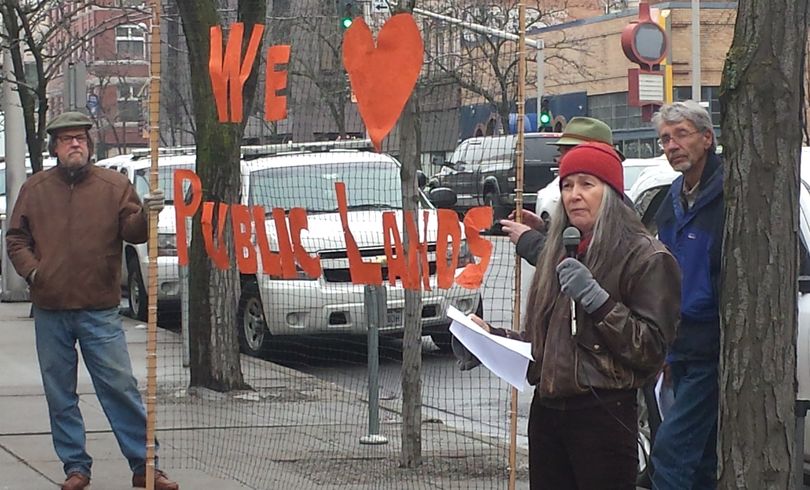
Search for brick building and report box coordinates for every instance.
[532,1,736,157]
[48,0,150,157]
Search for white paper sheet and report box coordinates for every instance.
[447,306,534,392]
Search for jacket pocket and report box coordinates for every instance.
[575,340,634,391]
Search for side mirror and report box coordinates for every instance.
[428,187,457,209]
[416,170,427,189]
[800,276,810,294]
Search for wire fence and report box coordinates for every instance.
[98,1,552,488]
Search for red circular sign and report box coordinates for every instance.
[621,20,668,68]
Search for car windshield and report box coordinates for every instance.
[623,166,650,192]
[134,165,194,204]
[249,160,406,213]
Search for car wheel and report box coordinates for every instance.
[237,279,271,356]
[127,256,147,321]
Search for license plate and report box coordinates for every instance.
[386,309,403,328]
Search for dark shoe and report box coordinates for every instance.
[62,472,90,490]
[132,469,179,490]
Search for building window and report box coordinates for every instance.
[673,86,721,126]
[116,25,146,60]
[117,83,141,122]
[587,92,643,131]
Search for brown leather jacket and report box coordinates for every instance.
[6,165,148,310]
[522,233,680,400]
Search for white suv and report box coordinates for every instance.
[96,150,194,319]
[236,149,482,356]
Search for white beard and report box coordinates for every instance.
[672,159,693,173]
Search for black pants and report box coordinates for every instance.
[528,391,638,490]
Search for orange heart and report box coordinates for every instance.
[343,14,424,152]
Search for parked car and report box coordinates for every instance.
[630,151,810,482]
[237,149,482,356]
[429,132,562,222]
[535,155,671,227]
[96,149,194,320]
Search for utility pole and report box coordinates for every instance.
[2,35,30,301]
[691,0,701,101]
[412,7,545,127]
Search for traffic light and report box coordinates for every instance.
[539,98,552,131]
[339,1,354,30]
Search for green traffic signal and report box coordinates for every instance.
[539,111,551,125]
[341,16,353,29]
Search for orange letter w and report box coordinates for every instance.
[209,23,264,123]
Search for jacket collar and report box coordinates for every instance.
[56,161,92,185]
[669,151,723,220]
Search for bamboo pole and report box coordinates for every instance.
[145,1,162,488]
[509,2,527,490]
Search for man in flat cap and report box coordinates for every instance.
[6,111,176,490]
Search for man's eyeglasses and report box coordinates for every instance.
[57,134,88,144]
[657,130,700,150]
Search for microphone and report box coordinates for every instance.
[562,226,581,336]
[563,226,581,258]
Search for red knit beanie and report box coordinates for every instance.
[558,142,624,196]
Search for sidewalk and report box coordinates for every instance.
[0,302,529,489]
[0,302,252,489]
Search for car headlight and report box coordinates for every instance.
[449,239,474,268]
[157,233,177,257]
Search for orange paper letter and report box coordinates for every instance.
[436,209,461,290]
[174,169,202,266]
[252,205,282,277]
[382,211,407,286]
[201,202,231,270]
[456,206,493,289]
[209,23,264,123]
[231,204,257,274]
[265,45,291,122]
[336,182,382,285]
[288,207,321,279]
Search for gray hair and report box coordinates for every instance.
[525,186,651,328]
[652,100,716,150]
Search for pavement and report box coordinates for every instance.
[0,301,530,489]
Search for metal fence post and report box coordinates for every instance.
[360,284,388,445]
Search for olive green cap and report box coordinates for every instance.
[45,111,93,134]
[554,117,614,146]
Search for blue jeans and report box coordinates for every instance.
[651,360,718,490]
[33,307,153,478]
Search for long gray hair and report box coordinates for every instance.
[525,187,650,327]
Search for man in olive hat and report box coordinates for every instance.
[500,117,622,263]
[6,111,177,490]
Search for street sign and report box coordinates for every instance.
[372,0,389,13]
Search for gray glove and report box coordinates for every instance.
[143,188,165,213]
[556,257,609,314]
[451,336,481,371]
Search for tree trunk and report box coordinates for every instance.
[718,1,808,487]
[174,0,266,391]
[399,95,423,469]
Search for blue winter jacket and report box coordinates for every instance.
[656,152,723,361]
